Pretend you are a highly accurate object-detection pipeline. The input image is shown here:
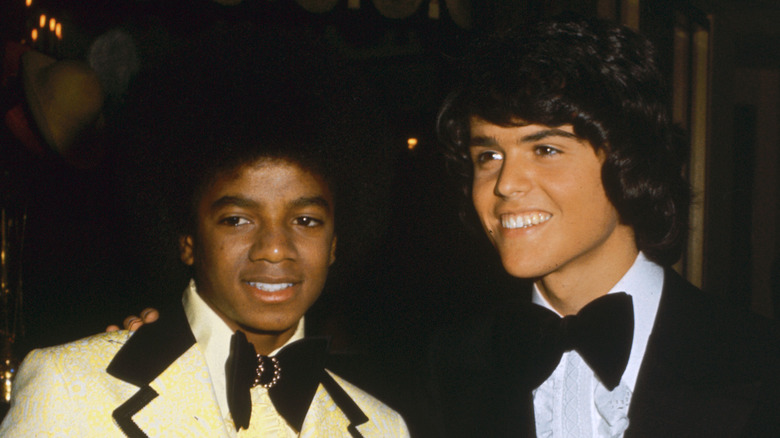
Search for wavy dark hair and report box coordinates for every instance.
[437,15,691,266]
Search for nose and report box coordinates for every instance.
[248,226,295,263]
[494,156,532,198]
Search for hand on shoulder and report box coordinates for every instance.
[105,308,159,332]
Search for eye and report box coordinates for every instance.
[294,216,323,227]
[472,150,503,165]
[219,216,250,227]
[534,145,560,156]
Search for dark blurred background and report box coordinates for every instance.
[2,0,780,432]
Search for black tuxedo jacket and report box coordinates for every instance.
[426,269,780,437]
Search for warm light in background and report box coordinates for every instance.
[55,23,62,39]
[30,28,38,42]
[25,0,32,7]
[39,14,46,28]
[49,18,56,32]
[407,138,418,150]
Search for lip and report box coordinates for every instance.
[242,278,300,303]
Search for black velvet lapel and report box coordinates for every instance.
[107,305,196,438]
[107,305,196,385]
[112,386,159,438]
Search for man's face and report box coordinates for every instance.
[469,117,635,288]
[180,158,336,339]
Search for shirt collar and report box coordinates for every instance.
[531,252,664,391]
[182,279,306,419]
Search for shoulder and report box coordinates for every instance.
[429,296,539,376]
[652,269,780,378]
[18,330,134,374]
[10,330,136,395]
[0,331,137,436]
[660,269,779,345]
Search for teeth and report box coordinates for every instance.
[248,282,293,292]
[501,212,551,229]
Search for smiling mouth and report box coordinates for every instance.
[247,282,294,292]
[501,212,552,229]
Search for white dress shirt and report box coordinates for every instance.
[531,252,664,437]
[183,280,305,437]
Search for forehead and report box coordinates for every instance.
[203,158,333,206]
[468,117,580,142]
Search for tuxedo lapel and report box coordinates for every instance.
[106,305,201,438]
[626,269,764,437]
[107,305,195,386]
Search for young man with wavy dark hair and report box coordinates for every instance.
[430,14,780,437]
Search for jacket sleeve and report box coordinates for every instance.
[0,348,79,436]
[0,331,132,437]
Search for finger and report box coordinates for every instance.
[123,316,141,331]
[128,319,144,331]
[106,325,120,332]
[139,308,159,323]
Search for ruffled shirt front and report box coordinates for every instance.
[531,252,664,437]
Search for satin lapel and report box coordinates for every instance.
[626,269,757,437]
[107,305,196,438]
[107,305,196,385]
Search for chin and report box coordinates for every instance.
[240,317,299,335]
[501,259,551,280]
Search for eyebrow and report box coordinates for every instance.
[469,127,580,147]
[290,196,331,212]
[211,195,257,211]
[520,128,580,143]
[210,195,331,212]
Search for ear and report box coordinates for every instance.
[328,235,337,267]
[179,235,195,266]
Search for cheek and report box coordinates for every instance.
[301,238,336,270]
[471,180,492,216]
[200,237,243,270]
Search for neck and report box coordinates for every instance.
[536,225,638,316]
[194,287,302,355]
[243,326,298,355]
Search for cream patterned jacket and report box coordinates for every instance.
[0,307,409,437]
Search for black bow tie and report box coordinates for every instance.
[226,331,329,431]
[528,293,634,391]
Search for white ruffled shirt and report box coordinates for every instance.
[183,280,305,437]
[531,252,664,438]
